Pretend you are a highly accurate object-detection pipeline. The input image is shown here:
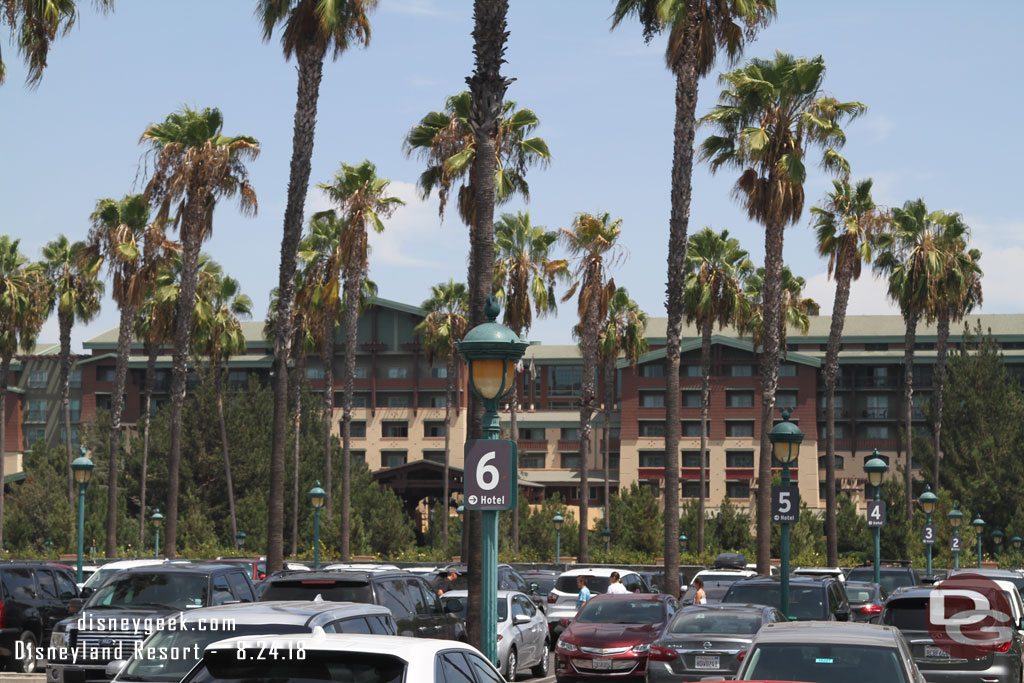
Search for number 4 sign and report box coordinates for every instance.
[463,439,518,511]
[867,500,886,528]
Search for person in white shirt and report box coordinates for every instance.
[693,577,707,605]
[607,571,629,594]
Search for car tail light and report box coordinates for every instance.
[648,646,677,662]
[858,604,882,615]
[547,593,557,604]
[736,650,747,662]
[976,640,1012,653]
[301,580,336,585]
[559,618,571,627]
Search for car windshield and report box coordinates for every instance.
[694,574,744,585]
[260,580,373,604]
[556,576,611,594]
[741,643,908,683]
[847,568,915,593]
[682,582,733,603]
[576,599,663,624]
[442,597,507,622]
[526,577,556,596]
[723,585,825,621]
[197,650,406,683]
[120,624,308,682]
[83,566,120,591]
[86,573,208,610]
[669,610,760,634]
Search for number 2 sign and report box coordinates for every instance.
[463,439,518,511]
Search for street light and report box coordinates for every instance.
[972,515,985,568]
[948,503,963,569]
[919,484,938,576]
[236,531,246,552]
[864,450,889,586]
[679,533,688,557]
[456,295,528,666]
[457,504,465,561]
[601,527,611,553]
[993,528,1004,563]
[309,481,326,570]
[553,513,564,565]
[1014,536,1022,552]
[767,408,803,619]
[71,454,94,583]
[150,509,164,559]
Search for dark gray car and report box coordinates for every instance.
[646,604,785,683]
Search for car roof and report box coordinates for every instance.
[844,581,880,589]
[793,567,842,573]
[115,563,245,574]
[207,631,483,659]
[267,569,414,582]
[753,621,902,645]
[587,593,668,602]
[949,568,1022,578]
[440,590,523,599]
[520,569,559,576]
[169,600,392,624]
[322,563,401,571]
[92,559,187,570]
[732,575,831,585]
[559,567,635,578]
[677,603,772,614]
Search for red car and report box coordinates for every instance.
[555,593,678,683]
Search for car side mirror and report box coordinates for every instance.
[444,599,464,614]
[68,598,84,614]
[105,660,127,678]
[513,614,531,625]
[835,609,850,622]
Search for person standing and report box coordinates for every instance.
[607,571,628,594]
[436,570,459,597]
[693,577,707,605]
[576,575,592,608]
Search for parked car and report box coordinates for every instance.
[646,603,785,683]
[106,600,396,683]
[792,566,846,583]
[520,570,559,597]
[77,559,189,598]
[185,632,500,683]
[948,567,1024,594]
[846,561,920,594]
[733,621,925,682]
[47,563,256,683]
[721,575,851,622]
[689,554,758,592]
[258,569,466,641]
[546,568,653,641]
[432,563,546,613]
[680,579,735,606]
[843,581,887,624]
[554,593,678,683]
[0,563,80,673]
[440,590,548,681]
[207,558,306,581]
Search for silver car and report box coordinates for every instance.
[441,590,549,682]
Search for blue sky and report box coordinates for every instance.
[2,0,1022,351]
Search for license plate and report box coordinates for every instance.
[695,655,720,670]
[592,658,612,670]
[924,646,950,659]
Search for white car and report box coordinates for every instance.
[322,563,401,571]
[746,562,780,576]
[78,559,190,594]
[792,566,846,583]
[184,631,503,683]
[546,568,652,637]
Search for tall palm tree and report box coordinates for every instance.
[86,194,171,558]
[873,199,950,522]
[611,0,776,595]
[258,0,377,573]
[42,234,103,504]
[0,236,48,549]
[141,105,259,558]
[810,178,886,565]
[0,0,112,86]
[561,212,625,563]
[741,267,820,349]
[596,287,648,536]
[682,227,753,553]
[318,160,403,560]
[493,210,567,553]
[416,280,469,555]
[700,51,864,570]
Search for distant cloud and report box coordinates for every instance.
[962,215,1024,314]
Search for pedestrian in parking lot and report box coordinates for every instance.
[694,576,707,605]
[607,571,628,594]
[436,570,458,596]
[576,575,592,607]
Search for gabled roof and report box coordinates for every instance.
[620,334,821,369]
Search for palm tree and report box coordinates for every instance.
[700,51,864,570]
[42,234,103,504]
[810,178,886,565]
[741,267,820,349]
[0,236,48,550]
[86,194,171,558]
[141,105,259,558]
[0,0,112,86]
[611,0,776,596]
[318,160,403,560]
[493,211,566,552]
[873,199,950,521]
[596,287,648,537]
[682,227,753,553]
[258,0,377,573]
[561,212,625,563]
[416,280,469,555]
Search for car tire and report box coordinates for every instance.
[531,645,550,678]
[505,647,517,682]
[13,631,37,673]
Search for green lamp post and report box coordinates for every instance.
[71,454,95,583]
[553,513,564,565]
[456,505,465,561]
[236,531,246,552]
[767,408,803,619]
[919,485,938,576]
[993,528,1004,563]
[455,295,528,666]
[1013,536,1022,552]
[948,503,963,569]
[309,481,326,569]
[864,450,889,585]
[679,533,688,557]
[601,528,611,553]
[972,515,985,567]
[150,509,164,559]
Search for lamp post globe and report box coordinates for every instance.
[993,528,1005,563]
[767,409,803,619]
[309,481,326,569]
[972,516,985,568]
[553,513,564,565]
[236,531,246,551]
[864,450,889,585]
[601,527,611,553]
[679,533,688,556]
[949,503,964,568]
[919,485,938,576]
[150,509,164,559]
[1014,536,1022,552]
[70,455,95,583]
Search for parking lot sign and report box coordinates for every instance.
[463,439,518,511]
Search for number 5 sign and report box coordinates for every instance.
[771,485,799,523]
[464,440,518,511]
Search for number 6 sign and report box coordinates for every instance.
[464,439,518,511]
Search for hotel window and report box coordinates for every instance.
[69,399,81,423]
[778,363,797,377]
[639,421,666,437]
[560,454,581,469]
[97,366,115,382]
[520,454,545,469]
[305,366,324,380]
[639,391,665,408]
[348,421,366,438]
[818,455,844,470]
[639,480,661,498]
[683,481,710,498]
[25,427,45,447]
[430,366,447,379]
[419,393,446,408]
[726,391,754,408]
[69,370,82,388]
[25,399,47,423]
[549,366,583,398]
[725,421,754,438]
[386,367,408,379]
[682,420,707,437]
[28,370,47,388]
[726,480,751,498]
[682,451,709,468]
[424,421,446,437]
[423,451,445,464]
[518,427,545,440]
[639,452,665,467]
[776,391,797,409]
[864,395,888,418]
[726,451,754,468]
[386,395,410,408]
[820,423,847,439]
[865,424,890,439]
[351,450,366,465]
[382,421,408,438]
[228,370,248,388]
[640,363,665,378]
[381,451,407,468]
[730,365,753,377]
[682,391,702,408]
[560,427,580,440]
[60,426,80,449]
[608,453,620,471]
[685,365,702,377]
[351,394,369,408]
[354,366,368,379]
[865,343,888,351]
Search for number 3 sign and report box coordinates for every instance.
[463,440,518,511]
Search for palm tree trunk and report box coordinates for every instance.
[603,355,614,535]
[59,309,74,505]
[0,355,10,550]
[510,360,519,555]
[757,219,785,573]
[138,342,157,552]
[341,261,361,561]
[578,298,602,564]
[443,354,455,555]
[933,311,949,491]
[662,23,699,598]
[107,302,136,558]
[291,351,305,557]
[216,363,239,542]
[823,259,855,567]
[700,322,712,554]
[323,314,335,517]
[268,40,327,575]
[902,311,918,526]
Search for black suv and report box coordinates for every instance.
[847,561,921,593]
[432,563,546,613]
[47,563,255,683]
[259,569,466,641]
[721,575,851,621]
[0,563,80,673]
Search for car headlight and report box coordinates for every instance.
[632,643,651,653]
[51,630,68,649]
[557,639,577,652]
